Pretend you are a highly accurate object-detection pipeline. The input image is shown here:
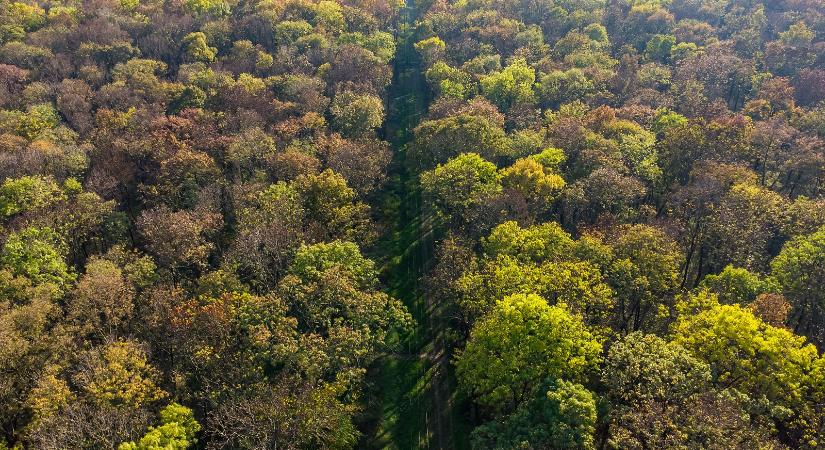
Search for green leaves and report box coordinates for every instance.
[482,221,573,263]
[480,58,537,111]
[287,240,376,289]
[119,403,201,450]
[700,265,775,305]
[455,293,602,413]
[330,91,384,138]
[771,225,825,345]
[672,300,821,412]
[420,153,501,224]
[0,175,64,217]
[410,114,509,169]
[472,379,597,450]
[182,32,216,63]
[1,226,73,288]
[281,240,412,359]
[76,340,167,407]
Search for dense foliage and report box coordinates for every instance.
[2,0,825,448]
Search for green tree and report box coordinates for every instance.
[330,91,384,137]
[539,69,594,108]
[607,224,683,332]
[16,103,59,140]
[119,403,200,450]
[603,332,772,449]
[455,293,602,413]
[471,380,597,449]
[420,153,502,225]
[414,36,446,66]
[672,299,824,440]
[699,265,774,305]
[292,169,373,243]
[280,241,412,363]
[410,114,509,169]
[771,225,825,345]
[183,0,230,16]
[0,175,65,218]
[182,32,216,63]
[480,58,537,111]
[313,1,345,32]
[645,34,676,63]
[705,182,787,273]
[0,227,73,288]
[482,221,574,264]
[500,158,566,209]
[425,61,472,99]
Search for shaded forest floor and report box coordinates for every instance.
[359,3,471,449]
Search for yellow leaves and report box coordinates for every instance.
[25,365,73,424]
[672,301,822,408]
[77,341,167,407]
[500,158,566,204]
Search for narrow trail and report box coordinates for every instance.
[361,2,467,449]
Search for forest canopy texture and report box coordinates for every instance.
[2,0,825,448]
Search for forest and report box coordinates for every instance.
[1,0,825,448]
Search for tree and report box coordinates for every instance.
[482,221,573,264]
[414,36,446,67]
[425,62,472,99]
[457,257,615,331]
[671,299,824,444]
[699,265,774,305]
[0,226,73,288]
[771,226,825,346]
[409,114,509,169]
[457,222,614,327]
[74,340,167,407]
[0,269,62,444]
[480,58,537,112]
[204,378,359,449]
[292,169,373,243]
[182,32,217,63]
[279,241,412,364]
[225,182,304,289]
[119,403,200,450]
[645,34,676,63]
[313,0,345,33]
[704,182,787,273]
[539,69,595,108]
[421,153,502,226]
[471,380,597,449]
[455,293,602,413]
[500,158,565,211]
[137,207,221,275]
[183,0,230,17]
[604,332,709,414]
[68,257,135,339]
[330,91,384,138]
[603,332,773,449]
[0,175,64,218]
[607,224,683,332]
[321,135,391,196]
